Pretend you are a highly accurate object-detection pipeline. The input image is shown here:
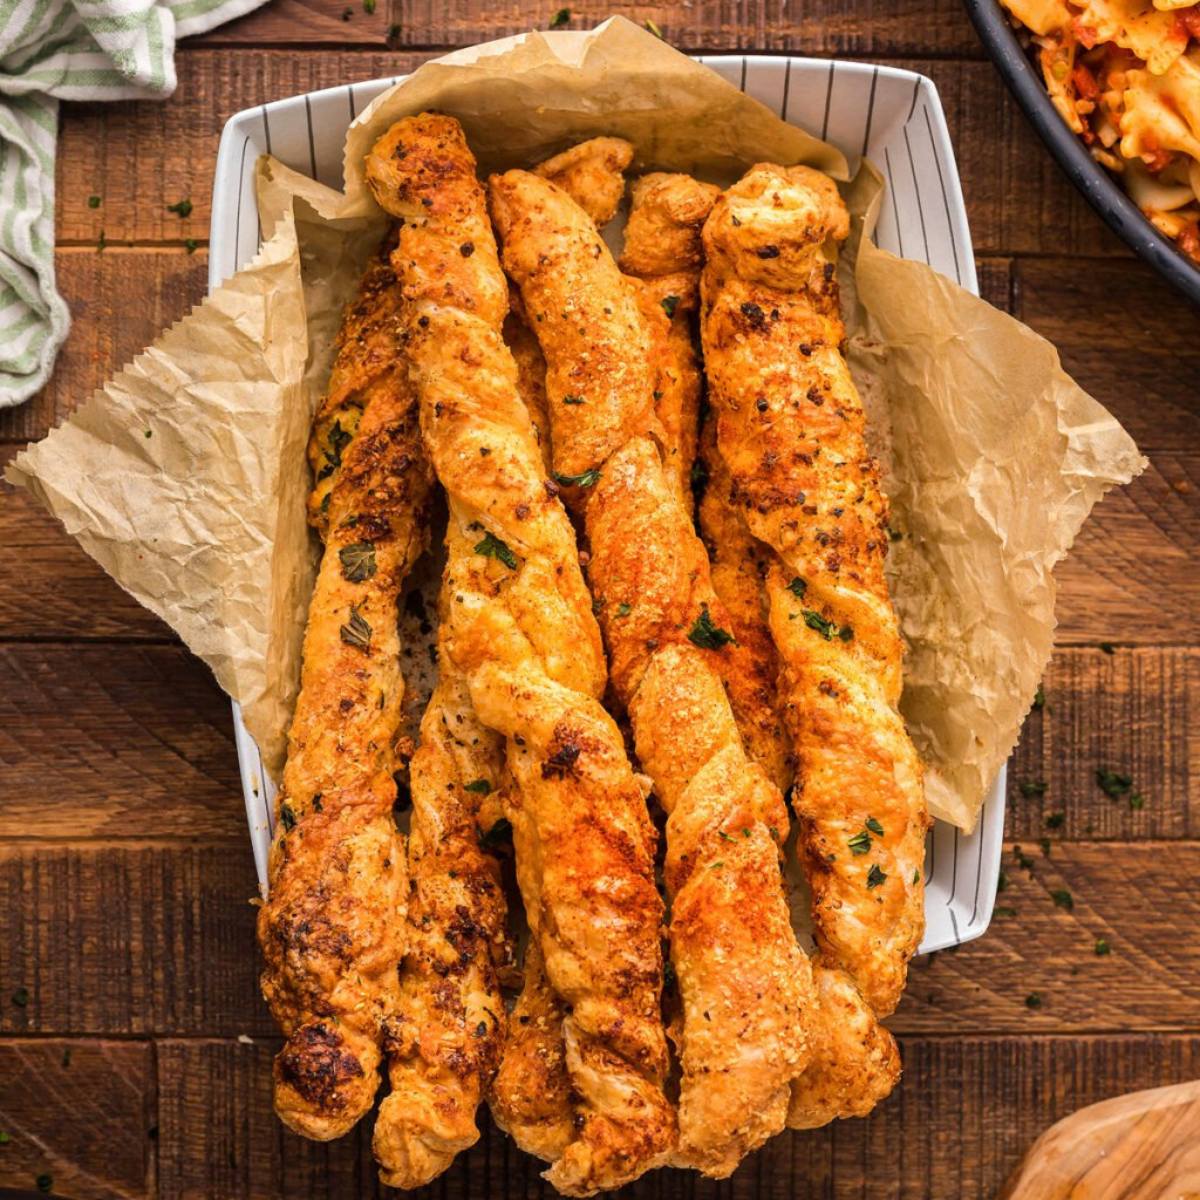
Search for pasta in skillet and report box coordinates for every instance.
[999,0,1200,260]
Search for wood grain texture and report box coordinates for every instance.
[187,0,395,46]
[148,1035,1200,1200]
[0,843,271,1037]
[48,52,1136,261]
[0,645,241,842]
[0,1039,155,1200]
[0,644,1191,846]
[4,837,1199,1039]
[386,0,985,56]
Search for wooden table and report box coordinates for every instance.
[0,2,1196,1197]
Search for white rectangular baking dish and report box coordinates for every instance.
[211,52,1006,955]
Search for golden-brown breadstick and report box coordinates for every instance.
[490,167,811,1180]
[367,114,674,1197]
[701,163,926,1117]
[620,171,791,795]
[258,239,433,1140]
[491,138,634,1162]
[371,642,509,1188]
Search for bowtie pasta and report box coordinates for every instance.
[999,0,1200,262]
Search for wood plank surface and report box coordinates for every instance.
[3,837,1198,1039]
[2,3,1196,1196]
[150,1034,1200,1199]
[0,1040,155,1200]
[49,52,1134,259]
[0,645,240,842]
[0,643,1192,844]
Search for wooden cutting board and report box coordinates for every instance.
[1001,1080,1200,1198]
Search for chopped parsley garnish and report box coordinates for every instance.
[690,458,708,491]
[1096,769,1133,800]
[616,603,632,617]
[997,870,1009,893]
[1039,837,1053,858]
[1094,938,1111,956]
[480,817,512,848]
[36,1175,52,1194]
[687,606,735,650]
[1014,845,1035,872]
[1129,793,1145,810]
[279,804,296,832]
[913,868,921,884]
[1025,992,1042,1009]
[166,198,193,218]
[1050,888,1074,910]
[464,779,492,795]
[549,6,570,26]
[865,816,884,836]
[339,605,372,651]
[319,420,352,478]
[474,1019,487,1037]
[338,541,377,582]
[718,830,736,842]
[1045,812,1065,830]
[553,468,601,488]
[185,238,198,254]
[802,610,836,640]
[475,531,518,569]
[88,194,101,208]
[848,830,872,856]
[312,794,323,812]
[1099,642,1115,654]
[562,394,585,405]
[994,905,1018,917]
[787,577,807,598]
[1019,779,1047,798]
[11,987,28,1008]
[644,16,663,36]
[866,863,887,889]
[1031,684,1045,711]
[661,294,679,318]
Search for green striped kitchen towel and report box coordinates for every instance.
[0,0,266,408]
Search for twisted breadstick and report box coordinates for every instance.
[701,163,927,1046]
[366,114,674,1196]
[258,239,433,1139]
[490,168,811,1179]
[490,138,633,1163]
[371,636,509,1187]
[619,172,791,795]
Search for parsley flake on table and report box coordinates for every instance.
[474,531,518,569]
[549,7,570,27]
[1019,778,1047,798]
[1031,684,1045,711]
[166,198,193,218]
[88,194,101,208]
[1044,811,1065,829]
[688,606,735,650]
[1025,993,1042,1009]
[1050,888,1074,910]
[1095,768,1133,799]
[1095,938,1112,956]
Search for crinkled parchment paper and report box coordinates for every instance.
[5,16,1144,829]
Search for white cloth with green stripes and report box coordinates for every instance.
[0,0,266,407]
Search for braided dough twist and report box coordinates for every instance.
[490,167,812,1180]
[258,240,433,1140]
[366,114,674,1197]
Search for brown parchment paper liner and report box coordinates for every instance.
[6,16,1144,830]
